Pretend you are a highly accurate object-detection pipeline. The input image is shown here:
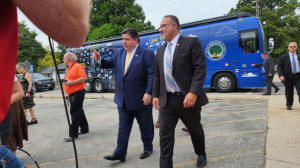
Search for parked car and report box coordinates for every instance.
[31,73,55,92]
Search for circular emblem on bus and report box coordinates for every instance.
[205,40,227,61]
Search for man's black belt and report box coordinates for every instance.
[167,92,183,96]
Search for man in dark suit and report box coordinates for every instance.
[152,15,209,168]
[251,52,279,95]
[277,42,300,110]
[92,28,155,161]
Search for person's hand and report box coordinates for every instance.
[251,64,255,67]
[91,50,101,61]
[26,92,30,98]
[183,92,197,108]
[153,98,160,110]
[268,73,272,77]
[143,93,152,106]
[279,76,285,81]
[65,94,69,100]
[65,81,73,86]
[1,160,6,165]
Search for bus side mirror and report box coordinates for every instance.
[269,38,274,50]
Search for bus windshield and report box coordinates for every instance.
[258,20,268,52]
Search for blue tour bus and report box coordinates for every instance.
[67,12,273,93]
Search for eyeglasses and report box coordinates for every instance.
[289,46,297,48]
[159,23,173,29]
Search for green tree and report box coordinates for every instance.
[230,0,300,60]
[37,47,61,72]
[88,0,154,41]
[55,44,67,62]
[18,22,46,71]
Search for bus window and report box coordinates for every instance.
[239,30,259,53]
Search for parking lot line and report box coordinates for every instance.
[175,129,265,144]
[217,102,265,108]
[204,116,266,126]
[203,108,265,117]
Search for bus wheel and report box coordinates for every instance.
[93,79,105,93]
[213,72,236,92]
[85,82,93,92]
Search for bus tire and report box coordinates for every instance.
[213,72,236,92]
[93,79,105,93]
[85,82,93,92]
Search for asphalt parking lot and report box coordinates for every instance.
[17,94,268,168]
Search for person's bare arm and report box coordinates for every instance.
[10,81,24,104]
[65,77,87,86]
[25,73,33,94]
[14,0,91,47]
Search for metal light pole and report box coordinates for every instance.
[256,0,260,18]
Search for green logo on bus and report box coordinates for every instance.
[206,40,227,61]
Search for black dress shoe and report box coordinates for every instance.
[275,88,280,93]
[287,106,292,110]
[196,154,207,168]
[64,137,78,142]
[262,93,271,96]
[104,154,126,162]
[140,150,152,159]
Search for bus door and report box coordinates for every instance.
[238,29,264,87]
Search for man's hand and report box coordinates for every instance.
[153,98,160,110]
[1,159,6,165]
[143,94,152,106]
[183,92,197,108]
[268,73,272,77]
[251,64,255,67]
[65,81,74,86]
[279,76,285,82]
[92,50,101,61]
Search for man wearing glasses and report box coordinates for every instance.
[153,15,208,168]
[277,42,300,110]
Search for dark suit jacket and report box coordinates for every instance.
[254,56,275,75]
[99,45,155,110]
[152,35,209,109]
[277,52,300,80]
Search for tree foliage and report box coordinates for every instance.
[55,44,67,62]
[37,47,61,72]
[18,22,46,71]
[230,0,300,60]
[88,0,154,41]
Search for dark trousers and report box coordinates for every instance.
[265,75,279,94]
[69,89,89,137]
[114,106,154,156]
[284,74,300,106]
[0,109,11,145]
[159,94,205,168]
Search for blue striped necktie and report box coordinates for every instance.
[165,43,177,92]
[291,53,297,74]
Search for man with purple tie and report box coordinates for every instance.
[277,42,300,110]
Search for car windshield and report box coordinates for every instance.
[32,73,48,80]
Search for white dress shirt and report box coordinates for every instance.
[289,52,300,74]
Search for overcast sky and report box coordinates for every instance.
[18,0,239,47]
